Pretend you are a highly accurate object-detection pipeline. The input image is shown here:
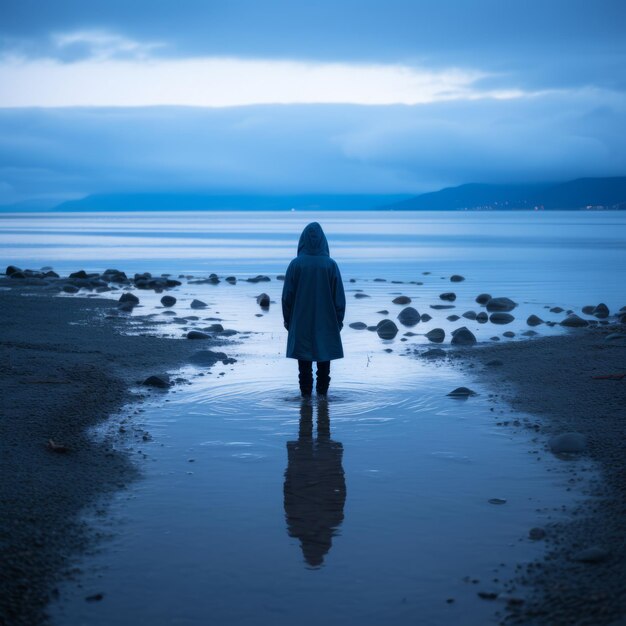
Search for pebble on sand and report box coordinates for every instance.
[142,375,170,389]
[161,295,176,307]
[187,331,210,340]
[560,314,589,328]
[397,307,420,326]
[190,299,208,309]
[440,292,456,301]
[392,296,411,305]
[376,319,399,339]
[425,328,445,343]
[451,327,477,345]
[549,432,586,454]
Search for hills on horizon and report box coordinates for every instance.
[1,177,625,212]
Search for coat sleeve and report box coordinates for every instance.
[282,260,296,329]
[332,262,346,329]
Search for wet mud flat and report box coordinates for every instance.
[448,326,626,625]
[0,289,231,626]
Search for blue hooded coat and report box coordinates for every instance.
[282,223,345,362]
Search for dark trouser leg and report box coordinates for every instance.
[298,360,313,397]
[316,361,331,395]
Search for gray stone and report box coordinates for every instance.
[225,276,237,284]
[422,348,446,358]
[161,295,177,307]
[490,312,515,324]
[572,547,610,563]
[592,303,609,318]
[119,292,139,305]
[187,331,210,340]
[447,386,476,397]
[440,292,456,301]
[142,375,170,389]
[392,295,411,305]
[256,293,270,308]
[462,310,477,320]
[5,265,22,276]
[376,319,399,339]
[246,275,271,283]
[397,306,420,326]
[447,314,460,321]
[349,322,368,330]
[486,297,517,312]
[521,330,538,336]
[420,313,432,322]
[430,304,455,310]
[190,299,208,309]
[354,292,370,298]
[488,498,507,505]
[450,275,465,282]
[549,432,586,454]
[62,285,79,294]
[425,328,445,343]
[503,331,515,338]
[527,314,543,326]
[451,327,477,345]
[560,314,589,328]
[476,293,492,305]
[582,305,595,315]
[476,312,488,323]
[377,310,389,315]
[550,306,564,313]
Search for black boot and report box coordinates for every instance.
[298,360,313,397]
[315,361,331,395]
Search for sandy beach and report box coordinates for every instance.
[451,328,626,625]
[0,287,232,626]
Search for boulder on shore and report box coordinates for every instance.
[397,306,420,326]
[119,292,140,305]
[447,386,476,398]
[560,314,589,328]
[187,330,210,340]
[451,327,477,345]
[142,375,170,389]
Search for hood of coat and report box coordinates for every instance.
[297,222,330,257]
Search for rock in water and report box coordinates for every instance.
[550,306,564,313]
[420,313,432,322]
[486,297,517,312]
[549,432,586,454]
[476,312,488,323]
[422,348,446,358]
[581,305,595,315]
[377,310,389,315]
[462,310,477,320]
[62,285,79,294]
[349,322,367,330]
[476,293,492,305]
[119,292,139,305]
[430,304,455,310]
[503,331,515,338]
[392,295,411,305]
[451,327,477,345]
[425,328,445,343]
[447,386,476,398]
[440,292,456,301]
[447,315,460,321]
[490,312,515,324]
[397,307,420,326]
[190,299,208,309]
[5,265,22,276]
[142,375,170,389]
[354,293,370,298]
[486,359,503,367]
[225,276,237,284]
[246,275,271,283]
[450,275,465,282]
[527,314,543,326]
[161,295,177,307]
[592,303,609,318]
[187,331,210,340]
[256,293,270,308]
[560,314,589,328]
[376,319,398,339]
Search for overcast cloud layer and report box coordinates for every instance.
[0,0,624,203]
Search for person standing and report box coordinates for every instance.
[281,222,345,397]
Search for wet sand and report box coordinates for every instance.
[452,327,626,625]
[0,289,223,626]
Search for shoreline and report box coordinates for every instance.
[0,288,231,626]
[450,327,626,625]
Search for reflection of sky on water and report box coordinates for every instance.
[49,278,594,626]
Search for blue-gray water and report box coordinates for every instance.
[2,210,624,625]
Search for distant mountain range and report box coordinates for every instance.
[383,177,626,211]
[1,177,624,212]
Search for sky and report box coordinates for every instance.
[0,0,625,204]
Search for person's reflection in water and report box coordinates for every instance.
[283,399,346,568]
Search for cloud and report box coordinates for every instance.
[0,45,531,108]
[0,89,624,203]
[50,30,164,61]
